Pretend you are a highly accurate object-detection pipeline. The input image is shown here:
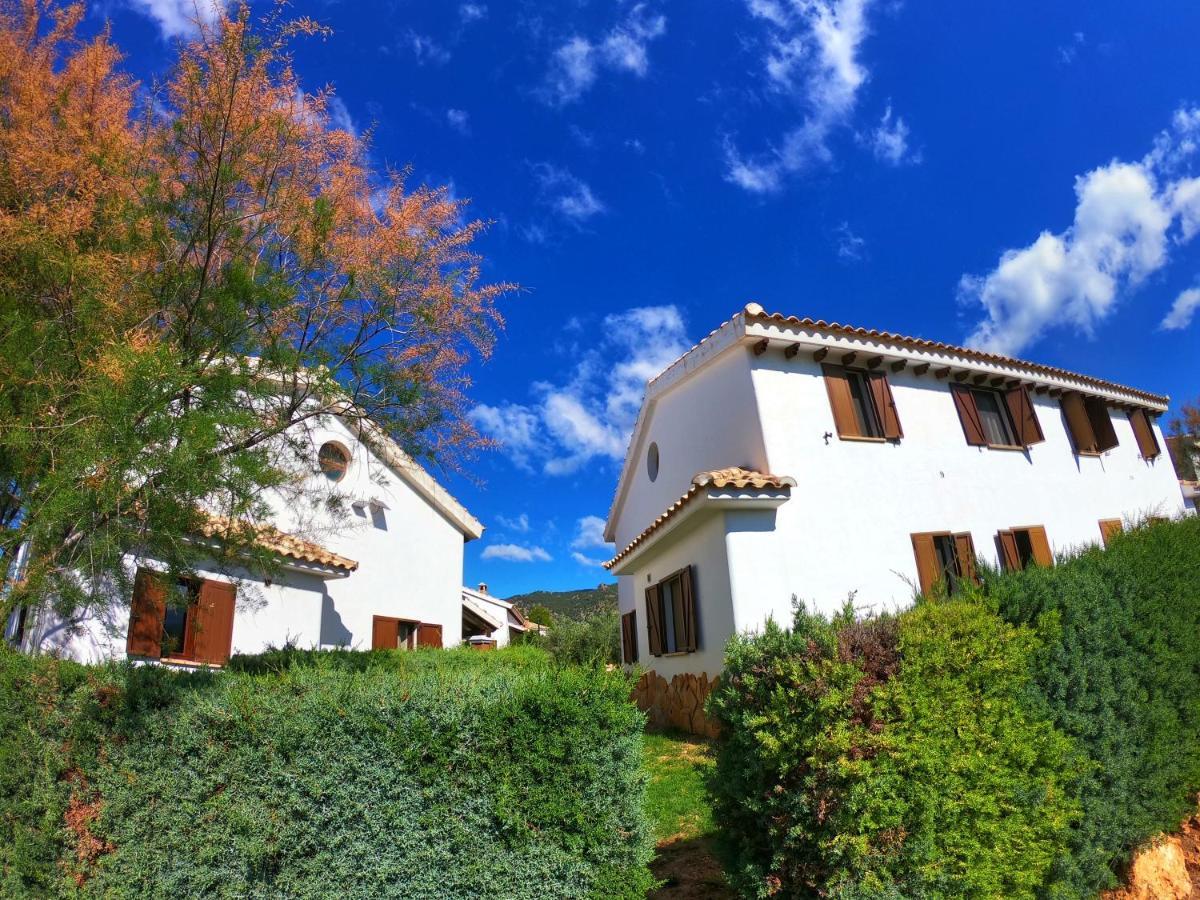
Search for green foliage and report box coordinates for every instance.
[526,604,554,626]
[641,732,716,845]
[510,583,617,622]
[0,647,653,899]
[538,609,621,668]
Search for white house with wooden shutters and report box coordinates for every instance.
[9,412,485,666]
[606,303,1184,731]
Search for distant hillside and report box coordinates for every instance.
[507,583,617,622]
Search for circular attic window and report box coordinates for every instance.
[647,442,660,482]
[318,441,351,482]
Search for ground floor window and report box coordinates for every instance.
[126,568,237,666]
[645,566,697,656]
[911,532,978,596]
[620,610,638,664]
[373,615,442,650]
[996,525,1053,572]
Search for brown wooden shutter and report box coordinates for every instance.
[127,568,166,659]
[1061,392,1099,454]
[1087,398,1119,452]
[997,531,1022,572]
[417,623,443,648]
[1027,526,1053,568]
[911,533,940,595]
[1099,518,1123,547]
[678,567,697,652]
[950,384,987,446]
[191,580,236,665]
[621,611,637,664]
[953,533,977,584]
[1129,409,1161,459]
[1005,386,1044,447]
[822,365,861,438]
[644,584,664,656]
[868,373,903,440]
[372,615,398,650]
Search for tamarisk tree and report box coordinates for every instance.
[0,2,507,618]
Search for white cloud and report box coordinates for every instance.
[406,31,451,66]
[470,305,691,476]
[446,108,470,134]
[870,105,916,166]
[531,163,606,222]
[571,551,608,568]
[327,97,357,138]
[961,106,1200,355]
[835,221,866,261]
[1162,286,1200,330]
[460,3,487,23]
[571,515,610,550]
[126,0,228,39]
[542,4,667,105]
[481,543,552,563]
[496,513,531,533]
[726,0,891,191]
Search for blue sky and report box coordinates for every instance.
[102,0,1200,597]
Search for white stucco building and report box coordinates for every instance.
[461,583,534,648]
[8,412,486,666]
[606,304,1184,727]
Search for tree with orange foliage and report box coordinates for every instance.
[1167,397,1199,481]
[0,2,507,617]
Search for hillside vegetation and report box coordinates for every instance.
[508,582,617,621]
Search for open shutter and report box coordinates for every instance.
[127,569,166,659]
[950,385,987,446]
[822,365,861,438]
[417,623,443,648]
[953,533,977,584]
[1087,398,1119,452]
[678,566,697,652]
[911,533,940,595]
[191,580,236,665]
[1027,526,1053,568]
[1099,518,1123,547]
[868,373,904,440]
[621,611,638,664]
[372,615,398,649]
[997,531,1021,572]
[1005,386,1044,447]
[645,584,664,656]
[1129,409,1161,460]
[1061,393,1099,454]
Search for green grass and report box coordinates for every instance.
[641,731,716,844]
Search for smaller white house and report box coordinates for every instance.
[461,583,533,649]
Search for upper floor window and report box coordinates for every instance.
[1128,409,1162,460]
[822,364,903,442]
[647,442,660,482]
[645,566,697,655]
[318,441,351,482]
[951,383,1044,449]
[1060,393,1118,456]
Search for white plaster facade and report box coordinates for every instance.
[461,584,531,648]
[606,304,1186,680]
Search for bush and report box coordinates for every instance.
[0,647,654,899]
[540,609,621,668]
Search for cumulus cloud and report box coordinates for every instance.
[571,551,608,568]
[571,515,610,550]
[481,543,552,563]
[126,0,228,39]
[542,3,667,105]
[961,106,1200,355]
[470,306,691,476]
[1162,286,1200,330]
[495,513,531,533]
[530,163,606,222]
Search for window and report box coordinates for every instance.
[372,616,441,650]
[318,441,350,482]
[911,532,977,596]
[996,525,1053,572]
[126,568,236,665]
[1061,392,1118,455]
[645,566,697,656]
[822,364,903,441]
[621,610,638,664]
[647,442,660,482]
[6,605,28,647]
[950,383,1044,449]
[1099,518,1124,547]
[1128,409,1162,460]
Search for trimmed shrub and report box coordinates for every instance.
[0,647,654,899]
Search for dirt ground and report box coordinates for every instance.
[649,836,736,900]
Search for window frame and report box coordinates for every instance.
[912,531,977,596]
[644,566,698,657]
[996,525,1053,572]
[822,364,903,443]
[127,568,236,667]
[317,440,351,482]
[620,610,638,664]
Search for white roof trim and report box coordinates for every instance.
[462,592,505,630]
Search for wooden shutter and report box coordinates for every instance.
[191,580,236,665]
[1005,386,1044,447]
[417,623,443,648]
[678,567,697,653]
[1026,526,1053,568]
[822,365,861,438]
[1087,398,1119,452]
[645,584,664,656]
[950,385,987,446]
[1129,409,1161,460]
[127,568,166,659]
[997,531,1022,572]
[953,533,977,584]
[1061,392,1099,454]
[911,533,940,595]
[372,615,398,650]
[621,611,637,664]
[868,373,903,440]
[1099,518,1123,547]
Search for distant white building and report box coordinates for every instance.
[8,412,485,666]
[606,303,1184,731]
[461,583,534,649]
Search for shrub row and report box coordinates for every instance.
[708,516,1200,899]
[0,646,654,899]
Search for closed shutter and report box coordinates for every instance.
[1005,386,1044,447]
[953,533,977,584]
[1061,392,1099,454]
[1099,518,1123,547]
[997,531,1021,572]
[1027,526,1053,567]
[911,533,940,595]
[372,615,398,649]
[645,584,664,656]
[868,373,904,440]
[1088,398,1119,452]
[678,567,697,652]
[1129,409,1161,459]
[127,569,166,659]
[950,385,987,446]
[191,580,236,665]
[822,365,861,438]
[417,623,443,648]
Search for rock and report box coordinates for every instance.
[1103,837,1192,900]
[632,669,720,737]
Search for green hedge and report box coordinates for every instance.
[0,646,654,898]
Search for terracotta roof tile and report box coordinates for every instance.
[200,517,359,574]
[605,467,794,570]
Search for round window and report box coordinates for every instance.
[647,442,660,482]
[318,441,350,482]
